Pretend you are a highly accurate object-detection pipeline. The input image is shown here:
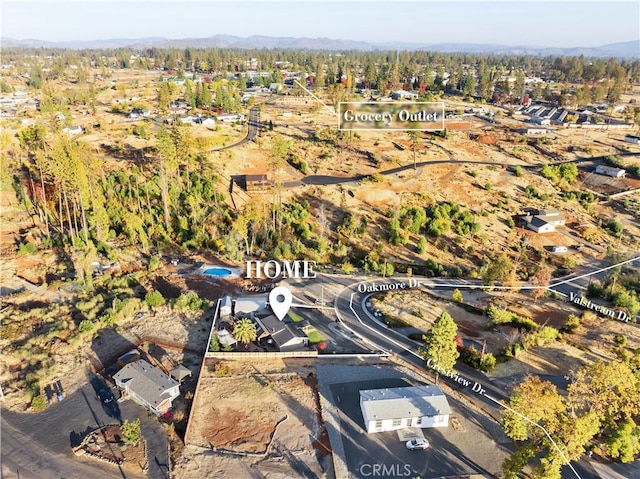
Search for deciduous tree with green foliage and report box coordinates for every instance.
[145,290,165,308]
[121,419,142,445]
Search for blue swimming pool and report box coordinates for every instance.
[203,267,233,277]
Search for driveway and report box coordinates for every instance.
[1,374,168,479]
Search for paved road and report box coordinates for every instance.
[1,376,168,479]
[282,158,519,188]
[548,254,640,322]
[209,106,260,152]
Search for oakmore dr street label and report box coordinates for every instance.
[569,292,631,323]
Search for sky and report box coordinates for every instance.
[2,1,639,47]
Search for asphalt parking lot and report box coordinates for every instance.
[318,364,512,479]
[2,373,169,479]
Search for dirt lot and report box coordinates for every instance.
[176,358,331,479]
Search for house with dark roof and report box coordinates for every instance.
[254,314,308,352]
[245,174,274,192]
[113,360,180,416]
[360,385,451,433]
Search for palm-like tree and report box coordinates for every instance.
[233,318,257,346]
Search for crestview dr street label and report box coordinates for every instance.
[426,358,487,395]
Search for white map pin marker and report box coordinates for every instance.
[269,286,293,321]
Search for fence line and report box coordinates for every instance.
[205,351,318,359]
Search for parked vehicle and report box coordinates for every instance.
[406,438,430,450]
[551,246,568,253]
[98,388,114,404]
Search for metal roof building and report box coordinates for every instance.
[360,385,451,433]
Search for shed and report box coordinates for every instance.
[217,329,237,347]
[220,295,232,318]
[169,365,192,382]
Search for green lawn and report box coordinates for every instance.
[301,325,327,344]
[289,312,303,322]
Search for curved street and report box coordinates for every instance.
[209,105,260,151]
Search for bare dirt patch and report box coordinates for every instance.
[179,358,330,479]
[371,289,508,353]
[74,424,146,477]
[488,341,601,379]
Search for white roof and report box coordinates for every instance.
[360,385,451,421]
[234,294,268,314]
[217,329,237,346]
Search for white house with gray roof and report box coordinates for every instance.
[523,208,566,234]
[360,385,451,433]
[113,359,180,416]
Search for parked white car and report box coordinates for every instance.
[406,438,430,450]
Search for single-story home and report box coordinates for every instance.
[128,108,153,119]
[178,115,196,125]
[360,385,451,433]
[255,314,308,352]
[595,165,626,178]
[392,90,419,100]
[523,208,566,234]
[531,117,551,125]
[217,113,245,123]
[197,117,216,126]
[113,360,180,416]
[521,127,549,135]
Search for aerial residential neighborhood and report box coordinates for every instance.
[1,1,640,479]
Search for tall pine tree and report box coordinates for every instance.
[420,311,459,383]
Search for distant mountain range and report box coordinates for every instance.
[2,35,638,58]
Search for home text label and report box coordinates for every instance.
[246,260,317,279]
